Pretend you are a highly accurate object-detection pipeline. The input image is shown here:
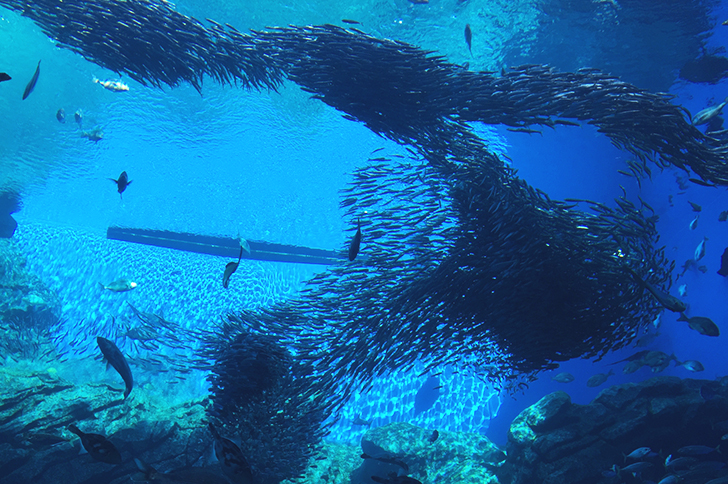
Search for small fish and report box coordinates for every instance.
[342,19,361,25]
[678,284,687,297]
[586,369,613,387]
[551,372,574,383]
[626,267,686,313]
[720,211,728,222]
[427,430,439,443]
[689,215,699,230]
[352,415,372,427]
[348,219,362,261]
[695,236,708,261]
[74,109,83,127]
[464,24,472,54]
[688,200,702,212]
[623,361,643,374]
[693,97,728,125]
[407,0,428,4]
[676,359,704,372]
[621,461,653,473]
[718,247,728,277]
[208,423,254,484]
[698,265,708,273]
[93,77,129,92]
[678,445,720,455]
[82,128,104,142]
[0,72,10,82]
[689,178,717,187]
[99,278,137,292]
[507,127,542,135]
[658,475,680,484]
[223,245,243,289]
[68,424,122,464]
[56,108,66,123]
[110,171,132,199]
[678,313,720,337]
[624,447,651,461]
[97,336,133,399]
[22,60,40,100]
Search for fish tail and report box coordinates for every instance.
[677,313,688,322]
[98,282,106,290]
[123,386,131,399]
[68,424,81,437]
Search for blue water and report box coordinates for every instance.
[1,0,728,478]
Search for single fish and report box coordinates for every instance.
[609,350,650,365]
[688,200,702,212]
[678,284,688,297]
[719,211,728,222]
[97,336,133,399]
[407,0,428,3]
[658,476,680,484]
[348,219,362,261]
[342,19,361,25]
[689,178,717,187]
[718,248,728,277]
[223,245,243,289]
[22,60,40,100]
[74,109,83,127]
[623,361,643,374]
[678,445,720,455]
[110,171,132,199]
[208,423,254,484]
[0,72,10,82]
[621,461,653,473]
[56,108,66,123]
[678,313,720,337]
[689,215,699,230]
[427,430,439,443]
[68,424,122,464]
[693,97,728,125]
[695,236,708,261]
[586,369,613,387]
[352,415,372,427]
[698,265,708,273]
[551,372,574,383]
[676,359,704,372]
[507,127,542,135]
[624,447,651,461]
[626,267,686,313]
[464,24,472,54]
[82,128,104,142]
[94,77,129,92]
[99,278,137,292]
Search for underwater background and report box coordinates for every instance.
[1,0,728,483]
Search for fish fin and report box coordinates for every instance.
[98,283,106,290]
[677,313,688,322]
[237,244,243,263]
[126,180,132,186]
[109,178,118,184]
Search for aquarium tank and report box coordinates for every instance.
[1,0,728,483]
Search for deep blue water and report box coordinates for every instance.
[1,0,728,477]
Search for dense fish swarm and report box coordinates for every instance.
[201,325,331,484]
[0,0,691,479]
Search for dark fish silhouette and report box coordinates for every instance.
[208,423,254,484]
[56,108,65,123]
[0,73,10,82]
[719,248,728,277]
[110,171,132,199]
[74,109,83,127]
[348,219,361,261]
[342,19,361,25]
[688,200,702,212]
[68,424,122,464]
[223,245,243,289]
[720,211,728,222]
[96,336,133,398]
[427,430,439,443]
[677,313,720,337]
[352,415,372,427]
[22,60,40,100]
[626,267,686,313]
[464,24,472,54]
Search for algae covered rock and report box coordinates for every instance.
[354,422,502,484]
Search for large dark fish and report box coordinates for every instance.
[464,24,472,54]
[96,336,133,399]
[110,171,132,199]
[223,245,243,289]
[626,267,686,313]
[348,219,361,261]
[677,313,720,337]
[68,424,122,464]
[22,60,40,100]
[208,423,254,484]
[719,248,728,277]
[0,73,10,82]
